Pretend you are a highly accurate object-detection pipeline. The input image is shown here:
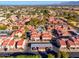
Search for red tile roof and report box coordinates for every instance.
[2,39,10,46]
[42,32,51,35]
[16,27,25,33]
[73,39,79,45]
[31,35,40,39]
[31,32,41,36]
[49,17,59,24]
[67,40,75,46]
[42,32,52,40]
[17,39,24,46]
[49,17,55,22]
[59,40,66,45]
[8,40,15,46]
[31,32,40,40]
[42,32,52,37]
[62,32,70,36]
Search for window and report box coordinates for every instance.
[36,39,40,41]
[70,47,75,49]
[43,39,49,41]
[77,47,79,49]
[32,47,37,50]
[62,47,66,49]
[31,39,35,41]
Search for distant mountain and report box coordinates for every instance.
[58,1,79,5]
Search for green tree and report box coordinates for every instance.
[16,55,27,58]
[6,13,12,19]
[16,55,41,58]
[60,51,69,58]
[48,54,55,58]
[0,25,7,30]
[26,18,39,27]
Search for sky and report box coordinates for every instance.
[0,1,62,5]
[0,1,78,5]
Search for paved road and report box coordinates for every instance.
[69,52,79,58]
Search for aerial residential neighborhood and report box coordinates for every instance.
[0,1,79,58]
